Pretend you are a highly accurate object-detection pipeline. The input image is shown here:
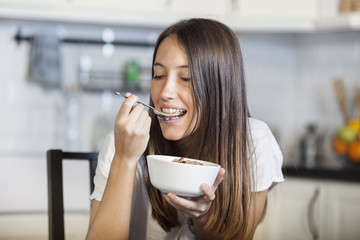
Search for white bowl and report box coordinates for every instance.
[146,155,221,197]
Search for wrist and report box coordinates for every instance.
[112,154,139,169]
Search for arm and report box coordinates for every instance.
[86,94,151,240]
[87,158,138,240]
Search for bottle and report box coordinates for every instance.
[300,124,322,168]
[124,59,140,91]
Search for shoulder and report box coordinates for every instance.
[248,117,274,139]
[248,117,281,154]
[248,118,285,191]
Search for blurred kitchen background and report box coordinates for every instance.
[1,0,360,239]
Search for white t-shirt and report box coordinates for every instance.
[89,118,284,239]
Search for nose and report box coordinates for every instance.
[159,74,177,101]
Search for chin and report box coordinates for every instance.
[160,126,186,141]
[162,132,184,141]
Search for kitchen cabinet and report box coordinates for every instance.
[1,0,360,32]
[0,0,228,14]
[164,0,229,17]
[228,0,318,32]
[235,0,318,19]
[326,182,360,240]
[0,0,228,27]
[59,0,167,13]
[254,178,360,240]
[0,0,61,6]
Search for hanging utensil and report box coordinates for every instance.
[333,78,349,124]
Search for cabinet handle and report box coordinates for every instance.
[307,187,320,240]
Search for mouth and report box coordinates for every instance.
[161,107,187,121]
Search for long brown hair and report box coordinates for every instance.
[145,18,255,239]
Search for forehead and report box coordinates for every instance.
[154,36,188,66]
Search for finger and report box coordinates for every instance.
[201,184,215,201]
[211,168,225,190]
[127,104,145,123]
[165,193,194,211]
[144,116,152,131]
[165,193,203,217]
[135,108,150,128]
[118,94,139,119]
[166,193,209,213]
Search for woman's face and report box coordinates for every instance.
[151,36,197,141]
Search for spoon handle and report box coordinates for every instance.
[114,92,181,118]
[114,92,161,114]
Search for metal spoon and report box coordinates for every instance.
[114,92,182,118]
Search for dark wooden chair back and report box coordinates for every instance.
[46,149,98,240]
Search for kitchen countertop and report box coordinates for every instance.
[282,164,360,182]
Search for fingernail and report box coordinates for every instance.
[201,184,208,191]
[168,193,175,200]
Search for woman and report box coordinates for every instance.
[87,18,284,240]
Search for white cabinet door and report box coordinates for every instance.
[0,0,229,27]
[64,0,167,13]
[325,182,360,240]
[259,178,324,240]
[0,0,228,16]
[257,178,360,240]
[0,0,62,6]
[235,0,318,19]
[165,0,229,18]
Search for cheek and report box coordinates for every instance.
[189,110,199,131]
[186,95,196,116]
[150,83,159,103]
[186,101,199,131]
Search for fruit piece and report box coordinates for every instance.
[348,119,360,133]
[348,140,360,162]
[332,136,348,155]
[338,126,357,143]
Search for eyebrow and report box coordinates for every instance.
[153,62,188,69]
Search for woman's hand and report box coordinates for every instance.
[113,93,152,164]
[164,168,225,219]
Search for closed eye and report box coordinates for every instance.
[152,75,165,80]
[181,77,191,81]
